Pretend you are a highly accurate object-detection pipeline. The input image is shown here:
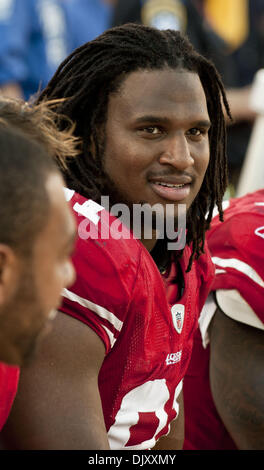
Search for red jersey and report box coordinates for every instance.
[0,363,20,432]
[184,189,264,450]
[208,189,264,322]
[61,190,214,450]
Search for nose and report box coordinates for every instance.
[158,133,194,170]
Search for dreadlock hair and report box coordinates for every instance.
[38,23,231,270]
[0,97,81,170]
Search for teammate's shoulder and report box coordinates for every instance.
[207,191,264,325]
[208,190,264,248]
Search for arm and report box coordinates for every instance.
[153,390,184,450]
[209,308,264,449]
[1,312,110,450]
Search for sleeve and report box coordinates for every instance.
[0,0,31,85]
[60,225,142,355]
[208,212,264,326]
[198,292,217,348]
[199,288,264,349]
[215,289,264,331]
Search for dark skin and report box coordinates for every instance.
[0,68,210,450]
[209,307,264,450]
[1,313,109,450]
[1,310,184,450]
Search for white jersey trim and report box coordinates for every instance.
[212,256,264,288]
[101,325,117,349]
[198,293,217,347]
[199,290,264,347]
[62,288,123,332]
[216,289,264,331]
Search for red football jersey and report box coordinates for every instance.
[208,189,264,322]
[0,363,20,432]
[184,189,264,450]
[61,190,214,450]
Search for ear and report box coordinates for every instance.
[0,244,20,306]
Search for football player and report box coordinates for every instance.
[1,24,230,450]
[0,124,76,431]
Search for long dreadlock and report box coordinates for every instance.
[38,23,231,270]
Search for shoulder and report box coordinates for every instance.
[66,190,143,282]
[61,190,148,351]
[208,190,264,263]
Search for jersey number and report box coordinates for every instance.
[107,379,182,450]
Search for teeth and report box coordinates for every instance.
[154,182,185,188]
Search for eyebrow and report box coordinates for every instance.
[134,115,211,128]
[134,115,170,125]
[192,120,211,129]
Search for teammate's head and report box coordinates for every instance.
[39,23,230,267]
[0,97,81,170]
[0,126,76,366]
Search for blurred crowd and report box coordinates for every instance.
[0,0,115,100]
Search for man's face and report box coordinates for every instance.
[103,68,211,240]
[0,173,76,366]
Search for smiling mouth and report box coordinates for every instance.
[149,181,191,202]
[153,182,185,188]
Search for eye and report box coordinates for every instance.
[187,128,202,136]
[186,127,209,140]
[144,126,161,134]
[137,126,163,137]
